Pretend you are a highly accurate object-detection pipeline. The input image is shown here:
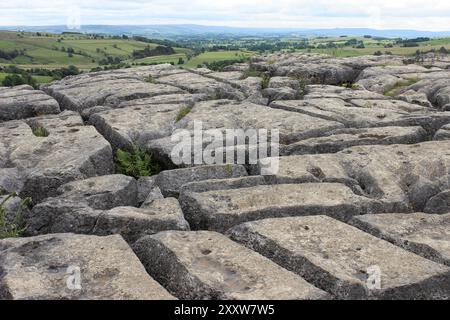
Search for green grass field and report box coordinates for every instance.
[0,71,53,85]
[296,36,450,57]
[183,50,254,68]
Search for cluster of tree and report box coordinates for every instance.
[396,37,430,48]
[373,50,393,56]
[131,45,175,59]
[90,63,132,72]
[0,65,80,88]
[343,39,365,48]
[131,36,182,48]
[0,49,24,60]
[1,73,37,88]
[99,56,124,65]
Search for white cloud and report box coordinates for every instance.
[0,0,449,30]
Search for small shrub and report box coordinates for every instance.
[0,193,31,239]
[261,74,270,89]
[176,106,193,122]
[115,147,159,178]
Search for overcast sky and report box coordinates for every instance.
[1,0,449,31]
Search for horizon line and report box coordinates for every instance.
[0,24,450,33]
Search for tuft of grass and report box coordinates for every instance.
[383,78,418,96]
[224,164,233,174]
[0,193,31,239]
[32,126,48,137]
[175,106,193,122]
[115,147,159,178]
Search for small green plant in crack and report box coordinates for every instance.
[146,75,155,83]
[175,106,193,122]
[32,126,48,137]
[0,193,31,239]
[115,147,160,178]
[342,83,360,90]
[242,68,262,79]
[224,164,233,175]
[261,74,270,89]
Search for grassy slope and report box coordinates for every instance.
[183,50,254,68]
[0,31,191,70]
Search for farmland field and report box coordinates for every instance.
[1,30,449,86]
[183,50,254,68]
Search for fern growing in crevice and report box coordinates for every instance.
[115,147,160,178]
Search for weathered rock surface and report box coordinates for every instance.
[133,230,329,300]
[25,176,189,242]
[0,233,175,299]
[434,123,450,140]
[156,70,246,100]
[89,103,184,151]
[270,98,450,132]
[137,176,161,204]
[0,111,113,202]
[56,174,138,209]
[281,126,427,155]
[424,190,450,214]
[229,216,450,299]
[264,140,450,213]
[350,213,450,266]
[0,85,60,121]
[42,65,184,111]
[180,183,374,231]
[3,52,450,300]
[155,164,248,197]
[27,195,189,243]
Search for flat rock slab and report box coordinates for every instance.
[42,65,183,111]
[270,98,450,130]
[156,71,245,100]
[266,140,450,213]
[156,164,248,197]
[180,183,373,231]
[281,126,427,156]
[228,215,450,299]
[351,213,450,266]
[0,233,174,300]
[133,230,329,300]
[93,198,190,243]
[304,85,387,100]
[27,195,189,243]
[56,174,138,209]
[89,103,184,150]
[0,85,60,121]
[0,111,113,202]
[177,100,344,145]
